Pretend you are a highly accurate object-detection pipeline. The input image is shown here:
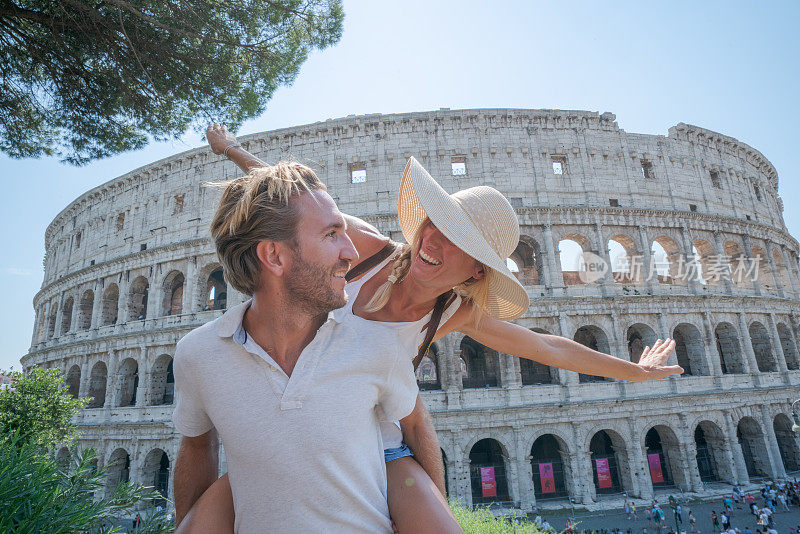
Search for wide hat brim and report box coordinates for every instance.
[398,157,530,320]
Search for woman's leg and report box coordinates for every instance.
[175,473,235,534]
[386,456,463,534]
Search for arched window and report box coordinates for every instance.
[574,326,611,382]
[61,297,74,334]
[128,276,149,321]
[101,284,119,325]
[79,290,94,330]
[469,439,509,504]
[206,268,228,311]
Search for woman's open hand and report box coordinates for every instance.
[207,123,238,155]
[637,338,683,380]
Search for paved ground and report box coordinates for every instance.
[531,492,800,534]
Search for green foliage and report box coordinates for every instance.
[0,0,344,164]
[0,432,172,533]
[451,501,546,534]
[0,367,86,449]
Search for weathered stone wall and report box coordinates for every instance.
[23,109,800,510]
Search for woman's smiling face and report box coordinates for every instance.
[409,220,484,289]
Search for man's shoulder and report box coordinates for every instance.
[175,317,226,361]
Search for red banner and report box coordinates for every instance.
[480,467,497,497]
[648,453,664,483]
[595,458,612,488]
[539,463,556,493]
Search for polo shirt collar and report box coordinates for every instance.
[216,298,346,340]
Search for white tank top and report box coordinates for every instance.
[344,251,462,450]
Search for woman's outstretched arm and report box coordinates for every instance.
[436,305,681,382]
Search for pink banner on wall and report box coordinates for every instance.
[648,453,664,483]
[539,463,556,493]
[595,458,612,488]
[480,467,497,497]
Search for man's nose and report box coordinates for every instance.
[341,236,359,263]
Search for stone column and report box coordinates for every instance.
[680,225,700,293]
[702,312,724,376]
[53,293,64,337]
[761,405,787,479]
[610,311,627,363]
[542,224,565,291]
[135,347,148,408]
[637,225,655,292]
[557,314,579,385]
[712,231,734,294]
[147,266,162,320]
[504,436,522,507]
[782,247,800,297]
[741,235,762,295]
[724,411,750,484]
[104,350,118,410]
[657,313,679,367]
[183,258,197,314]
[457,456,473,508]
[78,359,91,398]
[765,243,785,297]
[738,312,758,375]
[593,221,615,294]
[767,313,790,374]
[514,429,536,511]
[571,451,595,504]
[91,281,103,329]
[678,414,703,492]
[116,275,128,324]
[626,420,650,500]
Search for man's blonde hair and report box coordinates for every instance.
[209,162,326,296]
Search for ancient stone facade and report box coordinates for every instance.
[22,109,800,511]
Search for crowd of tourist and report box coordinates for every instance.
[532,480,800,534]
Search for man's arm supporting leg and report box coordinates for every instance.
[173,428,220,526]
[399,394,446,496]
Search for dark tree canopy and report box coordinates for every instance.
[0,0,344,164]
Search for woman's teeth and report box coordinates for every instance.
[419,250,441,265]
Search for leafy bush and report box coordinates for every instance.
[451,501,546,534]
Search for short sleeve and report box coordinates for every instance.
[172,341,214,437]
[376,338,419,422]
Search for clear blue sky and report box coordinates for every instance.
[2,0,798,371]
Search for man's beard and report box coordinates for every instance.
[285,250,349,316]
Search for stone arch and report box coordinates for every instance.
[692,239,717,285]
[510,236,543,285]
[205,266,228,311]
[86,361,107,408]
[469,438,510,504]
[56,447,70,471]
[574,325,612,382]
[66,364,81,398]
[672,323,708,376]
[749,321,777,372]
[115,358,138,407]
[651,236,682,285]
[773,413,800,473]
[725,241,748,289]
[626,323,657,364]
[142,448,170,506]
[79,290,94,330]
[416,342,441,391]
[737,416,770,479]
[588,429,632,495]
[644,425,685,489]
[715,322,744,374]
[777,322,799,370]
[101,284,119,325]
[149,354,175,405]
[559,233,593,286]
[461,336,500,388]
[105,448,130,497]
[530,433,570,499]
[694,420,732,483]
[608,234,639,283]
[128,276,149,321]
[60,296,74,334]
[162,270,185,316]
[751,246,775,290]
[520,328,557,385]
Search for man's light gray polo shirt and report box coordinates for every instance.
[173,300,418,533]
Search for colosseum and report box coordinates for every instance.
[21,108,800,513]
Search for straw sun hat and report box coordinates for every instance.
[398,157,530,321]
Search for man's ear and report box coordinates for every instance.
[256,241,289,277]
